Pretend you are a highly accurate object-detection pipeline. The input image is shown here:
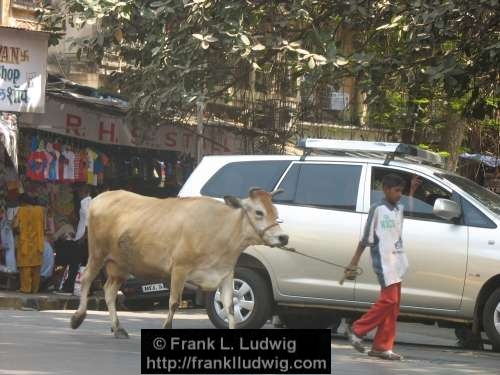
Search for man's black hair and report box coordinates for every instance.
[19,194,39,205]
[382,173,405,189]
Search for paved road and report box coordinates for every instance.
[1,308,499,375]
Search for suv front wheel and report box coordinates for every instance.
[482,287,500,350]
[206,268,272,329]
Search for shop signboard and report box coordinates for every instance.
[0,27,49,113]
[22,96,243,156]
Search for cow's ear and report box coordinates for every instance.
[224,196,243,209]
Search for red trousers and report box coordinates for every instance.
[352,282,401,351]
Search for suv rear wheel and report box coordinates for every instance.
[206,268,272,329]
[482,287,500,350]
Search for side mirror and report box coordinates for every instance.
[433,198,461,221]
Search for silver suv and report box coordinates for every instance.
[178,139,500,350]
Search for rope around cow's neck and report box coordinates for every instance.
[242,208,280,242]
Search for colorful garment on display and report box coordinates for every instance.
[62,148,76,182]
[26,150,50,181]
[74,149,88,183]
[24,136,108,185]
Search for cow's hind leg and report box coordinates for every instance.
[71,255,104,330]
[221,273,236,329]
[163,267,188,329]
[104,261,128,339]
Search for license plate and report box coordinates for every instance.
[142,283,168,293]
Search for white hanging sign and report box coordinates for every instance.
[0,27,49,113]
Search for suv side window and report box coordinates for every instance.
[275,163,362,211]
[201,160,290,198]
[371,167,452,221]
[461,198,497,229]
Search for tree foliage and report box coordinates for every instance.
[40,0,499,161]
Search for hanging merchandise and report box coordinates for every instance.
[22,133,109,187]
[62,145,76,182]
[86,148,99,186]
[74,148,88,183]
[46,142,59,181]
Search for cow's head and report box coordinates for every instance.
[224,187,289,247]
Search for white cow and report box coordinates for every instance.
[70,188,288,337]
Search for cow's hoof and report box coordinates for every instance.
[113,327,129,339]
[70,312,86,330]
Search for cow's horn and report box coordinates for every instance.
[270,189,284,196]
[248,187,263,196]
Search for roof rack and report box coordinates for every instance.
[296,138,444,167]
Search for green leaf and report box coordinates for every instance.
[335,56,349,65]
[308,57,315,69]
[251,43,266,51]
[252,62,261,70]
[295,48,310,55]
[149,1,165,8]
[391,15,403,23]
[313,54,327,63]
[240,34,250,46]
[151,46,161,56]
[204,35,218,42]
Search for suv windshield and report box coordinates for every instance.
[439,173,500,216]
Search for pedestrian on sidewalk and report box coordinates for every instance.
[54,185,91,294]
[40,240,55,291]
[0,206,18,273]
[13,194,45,294]
[344,173,409,361]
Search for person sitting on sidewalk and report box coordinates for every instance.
[40,240,55,292]
[344,174,408,361]
[54,185,91,294]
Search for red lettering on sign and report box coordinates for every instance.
[99,122,116,143]
[66,114,82,136]
[165,131,177,147]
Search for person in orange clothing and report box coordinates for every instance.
[344,174,408,361]
[13,194,45,293]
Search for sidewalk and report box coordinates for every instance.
[0,289,112,311]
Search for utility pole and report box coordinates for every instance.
[196,97,204,165]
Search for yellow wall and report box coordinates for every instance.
[1,0,39,30]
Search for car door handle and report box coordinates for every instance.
[488,240,495,245]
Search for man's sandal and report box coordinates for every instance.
[368,350,403,360]
[345,325,366,353]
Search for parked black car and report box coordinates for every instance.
[120,277,198,310]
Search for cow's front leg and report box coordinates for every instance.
[221,273,236,329]
[163,267,187,329]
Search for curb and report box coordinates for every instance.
[0,291,117,311]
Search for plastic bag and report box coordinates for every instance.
[73,265,85,296]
